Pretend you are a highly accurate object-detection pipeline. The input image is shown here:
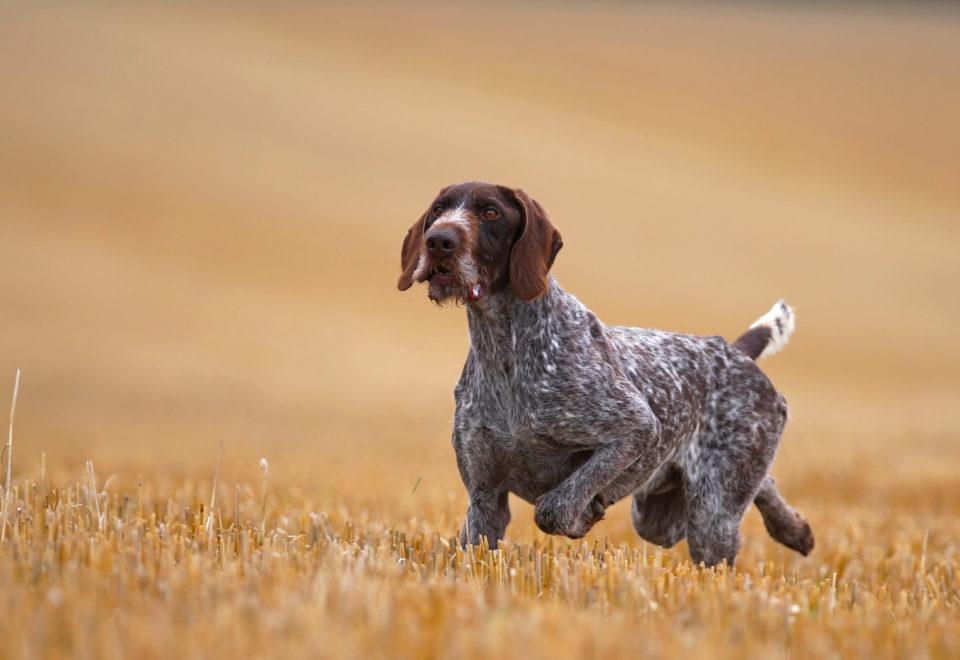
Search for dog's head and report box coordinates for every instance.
[397,182,562,305]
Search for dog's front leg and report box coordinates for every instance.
[453,428,511,549]
[459,490,511,549]
[535,408,661,539]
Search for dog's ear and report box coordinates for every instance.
[397,211,428,291]
[504,188,563,301]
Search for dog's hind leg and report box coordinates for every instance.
[684,477,750,567]
[754,476,814,556]
[631,483,687,548]
[683,423,781,567]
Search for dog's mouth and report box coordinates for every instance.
[427,263,457,289]
[426,263,485,303]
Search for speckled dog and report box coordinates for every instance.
[397,182,814,567]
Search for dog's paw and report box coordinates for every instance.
[535,492,604,539]
[763,509,815,557]
[534,494,580,538]
[790,519,815,556]
[588,496,607,523]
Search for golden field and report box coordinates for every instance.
[1,2,959,658]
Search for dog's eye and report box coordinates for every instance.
[481,207,500,221]
[432,205,444,215]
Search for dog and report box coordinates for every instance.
[397,182,814,566]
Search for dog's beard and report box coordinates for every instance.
[427,277,468,306]
[422,254,484,305]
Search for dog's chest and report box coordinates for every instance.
[505,437,590,503]
[455,351,592,501]
[456,338,566,437]
[456,421,584,503]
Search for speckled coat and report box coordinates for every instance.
[398,182,813,567]
[453,278,813,566]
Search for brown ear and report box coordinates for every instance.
[397,211,427,291]
[505,188,563,301]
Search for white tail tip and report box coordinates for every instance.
[749,299,796,359]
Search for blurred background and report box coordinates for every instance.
[1,1,958,533]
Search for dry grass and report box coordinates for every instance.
[1,1,959,658]
[0,456,957,659]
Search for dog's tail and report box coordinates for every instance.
[732,300,795,361]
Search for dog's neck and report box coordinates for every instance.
[465,277,587,378]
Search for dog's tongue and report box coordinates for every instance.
[468,283,485,302]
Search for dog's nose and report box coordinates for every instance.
[425,230,459,256]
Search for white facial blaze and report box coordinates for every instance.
[413,205,469,282]
[431,204,470,231]
[417,203,480,290]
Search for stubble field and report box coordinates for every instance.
[1,2,959,658]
